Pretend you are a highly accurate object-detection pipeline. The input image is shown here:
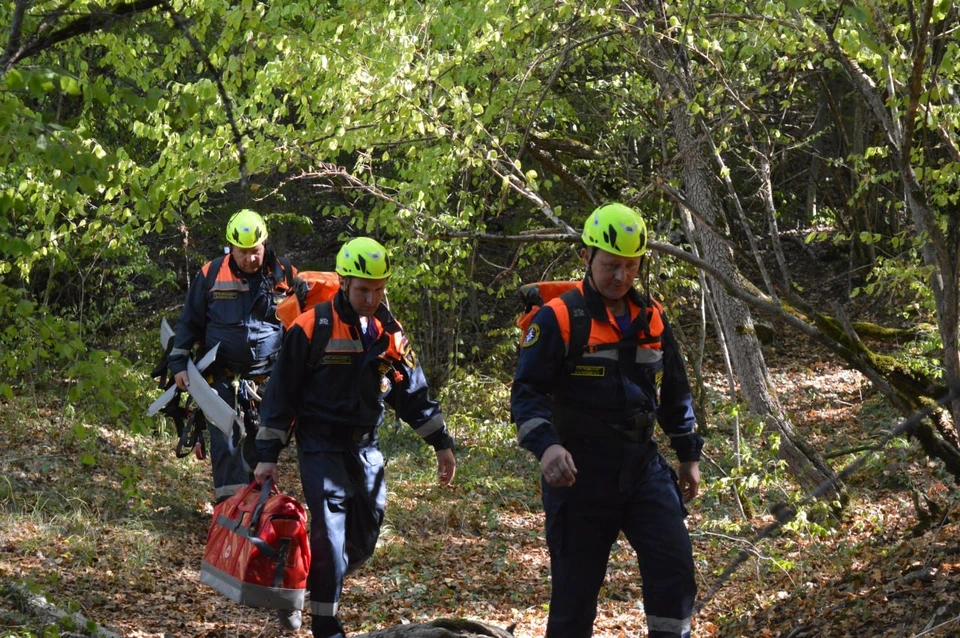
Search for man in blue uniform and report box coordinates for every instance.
[511,203,703,638]
[255,237,456,637]
[169,209,297,503]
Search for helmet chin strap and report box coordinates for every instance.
[585,250,602,303]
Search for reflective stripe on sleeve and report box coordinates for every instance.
[517,417,550,442]
[415,414,444,439]
[257,426,291,446]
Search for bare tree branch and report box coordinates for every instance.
[0,0,30,72]
[527,134,605,160]
[291,163,449,239]
[1,0,163,75]
[525,140,598,204]
[902,0,935,168]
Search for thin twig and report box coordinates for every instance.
[163,2,248,188]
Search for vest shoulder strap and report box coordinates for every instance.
[203,255,226,292]
[559,288,591,361]
[307,300,335,368]
[275,255,294,288]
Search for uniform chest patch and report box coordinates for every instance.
[522,324,540,348]
[571,365,605,377]
[321,354,351,365]
[212,291,238,301]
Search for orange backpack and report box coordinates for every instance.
[516,281,580,334]
[276,271,340,329]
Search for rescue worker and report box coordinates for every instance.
[169,208,298,504]
[255,236,457,638]
[511,203,703,638]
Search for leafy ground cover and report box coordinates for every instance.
[1,341,958,637]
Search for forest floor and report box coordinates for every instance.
[2,237,960,637]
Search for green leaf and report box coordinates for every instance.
[80,454,96,466]
[60,76,81,96]
[6,69,25,91]
[845,5,870,25]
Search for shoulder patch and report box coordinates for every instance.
[522,324,540,348]
[399,336,418,368]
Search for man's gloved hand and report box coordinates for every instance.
[290,276,310,310]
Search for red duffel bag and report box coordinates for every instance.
[199,478,310,611]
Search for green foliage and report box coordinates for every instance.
[698,405,790,528]
[0,281,158,435]
[0,285,86,390]
[851,253,937,318]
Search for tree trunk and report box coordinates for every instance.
[638,0,842,498]
[828,32,960,440]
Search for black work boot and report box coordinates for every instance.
[312,615,346,638]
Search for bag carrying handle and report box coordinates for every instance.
[250,476,279,534]
[245,477,293,572]
[212,478,291,560]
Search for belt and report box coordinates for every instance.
[218,368,269,384]
[218,353,278,382]
[554,407,656,444]
[315,424,377,445]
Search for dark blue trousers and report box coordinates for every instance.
[543,440,696,638]
[298,440,386,631]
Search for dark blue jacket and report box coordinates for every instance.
[169,253,295,377]
[257,291,454,462]
[511,279,702,462]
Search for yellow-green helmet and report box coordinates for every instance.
[336,237,391,279]
[581,203,647,258]
[225,209,268,248]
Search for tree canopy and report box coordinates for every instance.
[3,0,959,497]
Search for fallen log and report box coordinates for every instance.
[356,618,516,637]
[2,580,123,638]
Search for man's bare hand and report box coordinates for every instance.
[254,462,278,486]
[541,444,577,487]
[678,461,700,503]
[436,448,456,485]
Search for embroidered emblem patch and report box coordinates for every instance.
[380,375,392,394]
[212,291,238,300]
[321,355,351,365]
[522,325,540,348]
[399,337,418,368]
